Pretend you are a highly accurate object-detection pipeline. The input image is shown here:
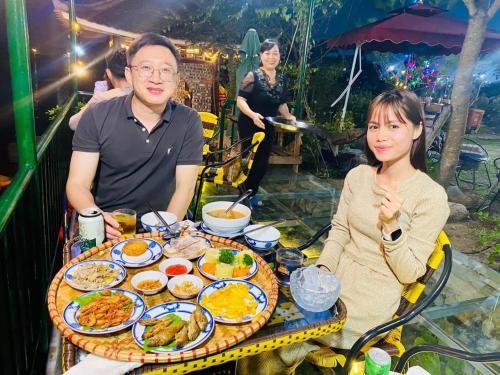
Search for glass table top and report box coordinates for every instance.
[197,165,499,374]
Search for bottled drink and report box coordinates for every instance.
[365,348,391,375]
[78,208,104,251]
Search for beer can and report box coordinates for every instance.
[365,348,391,375]
[78,208,104,251]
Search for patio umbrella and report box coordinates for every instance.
[326,3,500,55]
[235,28,261,96]
[325,2,500,128]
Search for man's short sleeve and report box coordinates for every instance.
[176,111,203,165]
[72,107,100,152]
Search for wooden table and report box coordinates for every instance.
[56,232,346,374]
[269,126,302,174]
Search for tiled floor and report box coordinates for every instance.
[196,165,499,374]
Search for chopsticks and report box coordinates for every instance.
[228,219,285,239]
[146,202,175,235]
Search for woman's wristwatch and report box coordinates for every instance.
[383,228,402,241]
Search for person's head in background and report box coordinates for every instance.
[259,39,280,71]
[104,48,129,89]
[365,89,426,172]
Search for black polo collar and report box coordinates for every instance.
[124,91,174,124]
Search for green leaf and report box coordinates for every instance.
[142,314,183,353]
[73,291,102,307]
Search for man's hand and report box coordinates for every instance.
[103,212,122,239]
[378,184,402,233]
[283,113,296,122]
[251,112,266,129]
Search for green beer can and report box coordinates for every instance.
[365,348,391,375]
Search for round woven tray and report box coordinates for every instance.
[48,232,279,363]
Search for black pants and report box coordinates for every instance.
[237,120,275,196]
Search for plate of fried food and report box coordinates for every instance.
[63,288,145,335]
[197,248,258,281]
[132,302,214,353]
[64,259,126,291]
[111,238,163,268]
[198,279,267,324]
[163,235,211,260]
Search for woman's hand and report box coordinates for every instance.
[378,185,402,233]
[251,112,266,129]
[283,113,296,122]
[102,212,122,239]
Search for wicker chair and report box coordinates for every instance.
[192,132,265,219]
[303,226,453,375]
[199,111,219,157]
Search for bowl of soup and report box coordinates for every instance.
[202,201,251,234]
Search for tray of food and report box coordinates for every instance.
[48,232,278,363]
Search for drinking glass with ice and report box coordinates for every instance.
[290,265,341,312]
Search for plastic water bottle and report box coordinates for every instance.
[365,348,391,375]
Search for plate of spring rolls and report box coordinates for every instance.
[132,302,215,353]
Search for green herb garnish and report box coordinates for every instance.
[219,249,235,264]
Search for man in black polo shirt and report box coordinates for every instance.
[66,33,203,239]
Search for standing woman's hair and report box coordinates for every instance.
[260,39,280,53]
[365,89,427,172]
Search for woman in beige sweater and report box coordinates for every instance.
[236,89,449,374]
[315,89,450,349]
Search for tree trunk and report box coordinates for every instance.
[437,10,489,187]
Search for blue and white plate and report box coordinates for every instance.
[64,259,126,291]
[111,238,163,268]
[200,222,245,238]
[63,288,145,335]
[197,249,258,281]
[132,302,214,353]
[197,279,268,323]
[163,236,212,260]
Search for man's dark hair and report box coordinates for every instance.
[127,33,181,66]
[105,48,127,79]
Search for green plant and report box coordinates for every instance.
[46,105,62,121]
[475,212,500,263]
[46,101,85,122]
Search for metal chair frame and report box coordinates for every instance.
[393,344,500,373]
[455,138,491,189]
[191,136,261,220]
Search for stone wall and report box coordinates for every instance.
[173,59,215,112]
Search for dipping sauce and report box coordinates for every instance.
[137,279,162,290]
[165,264,188,276]
[173,281,200,295]
[207,209,246,219]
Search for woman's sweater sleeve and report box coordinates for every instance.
[316,169,355,273]
[383,186,450,284]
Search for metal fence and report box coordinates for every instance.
[0,96,75,375]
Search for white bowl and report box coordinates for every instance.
[168,274,204,299]
[244,224,281,251]
[131,270,168,295]
[140,211,177,232]
[158,257,193,276]
[202,201,251,234]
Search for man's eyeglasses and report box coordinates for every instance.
[129,63,178,82]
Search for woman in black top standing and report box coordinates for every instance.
[237,39,296,206]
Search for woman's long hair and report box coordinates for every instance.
[364,89,427,172]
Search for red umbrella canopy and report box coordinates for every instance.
[326,3,500,55]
